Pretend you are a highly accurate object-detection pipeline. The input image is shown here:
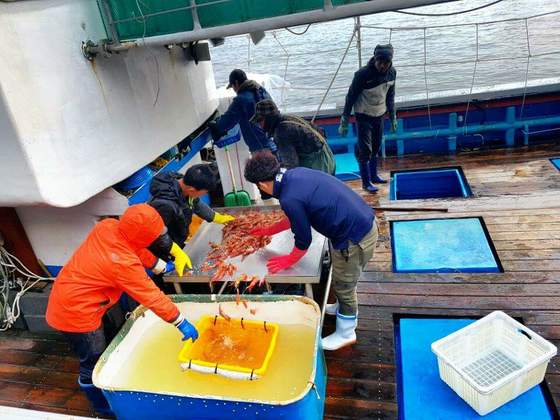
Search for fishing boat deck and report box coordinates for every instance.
[0,144,560,419]
[324,143,560,419]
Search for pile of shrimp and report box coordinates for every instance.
[200,210,285,318]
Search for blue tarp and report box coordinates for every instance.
[398,318,554,419]
[391,218,501,273]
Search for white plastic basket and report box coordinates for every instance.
[431,311,557,415]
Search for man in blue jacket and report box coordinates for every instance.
[339,44,397,193]
[209,69,277,153]
[245,151,378,351]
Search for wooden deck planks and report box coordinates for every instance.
[0,331,97,417]
[325,144,560,418]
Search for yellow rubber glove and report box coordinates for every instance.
[169,243,192,276]
[213,212,235,225]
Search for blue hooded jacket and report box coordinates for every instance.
[272,167,375,250]
[213,80,277,152]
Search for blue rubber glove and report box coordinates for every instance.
[174,315,198,342]
[164,260,175,274]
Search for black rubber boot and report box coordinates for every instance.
[369,157,387,184]
[359,161,378,193]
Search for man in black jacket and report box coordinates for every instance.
[148,164,234,250]
[339,44,397,193]
[146,164,234,290]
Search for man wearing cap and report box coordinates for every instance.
[252,99,336,175]
[339,44,397,193]
[209,69,277,153]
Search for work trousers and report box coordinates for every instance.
[63,327,106,384]
[354,113,384,163]
[330,224,378,316]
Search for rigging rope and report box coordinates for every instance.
[285,24,312,35]
[463,24,479,136]
[520,18,532,120]
[423,28,432,129]
[272,32,291,110]
[135,0,161,106]
[0,247,53,332]
[395,0,505,17]
[311,29,356,123]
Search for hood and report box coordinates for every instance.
[238,79,262,94]
[118,204,164,250]
[149,172,184,203]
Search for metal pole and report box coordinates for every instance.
[191,0,202,30]
[356,16,362,68]
[88,0,459,54]
[99,0,121,44]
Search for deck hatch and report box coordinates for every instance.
[390,217,502,273]
[389,166,472,200]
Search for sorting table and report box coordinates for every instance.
[164,205,328,299]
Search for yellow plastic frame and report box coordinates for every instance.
[178,315,279,378]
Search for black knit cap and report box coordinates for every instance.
[227,69,247,89]
[250,99,280,123]
[244,151,281,184]
[374,44,394,61]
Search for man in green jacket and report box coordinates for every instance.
[252,99,336,175]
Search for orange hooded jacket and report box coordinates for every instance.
[46,204,180,333]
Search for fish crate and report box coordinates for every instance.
[431,311,557,415]
[178,315,279,380]
[93,295,326,420]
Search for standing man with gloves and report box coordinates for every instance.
[145,164,234,290]
[46,204,198,415]
[209,69,277,153]
[251,99,336,175]
[339,44,397,193]
[244,152,377,351]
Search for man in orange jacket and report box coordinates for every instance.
[46,204,198,414]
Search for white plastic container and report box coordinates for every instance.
[431,311,557,415]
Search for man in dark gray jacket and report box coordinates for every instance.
[252,99,336,175]
[339,44,397,193]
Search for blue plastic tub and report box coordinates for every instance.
[390,167,472,200]
[93,295,326,420]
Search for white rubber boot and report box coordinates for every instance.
[325,301,338,316]
[321,312,357,351]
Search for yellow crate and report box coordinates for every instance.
[178,315,279,380]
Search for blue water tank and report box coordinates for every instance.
[115,166,154,191]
